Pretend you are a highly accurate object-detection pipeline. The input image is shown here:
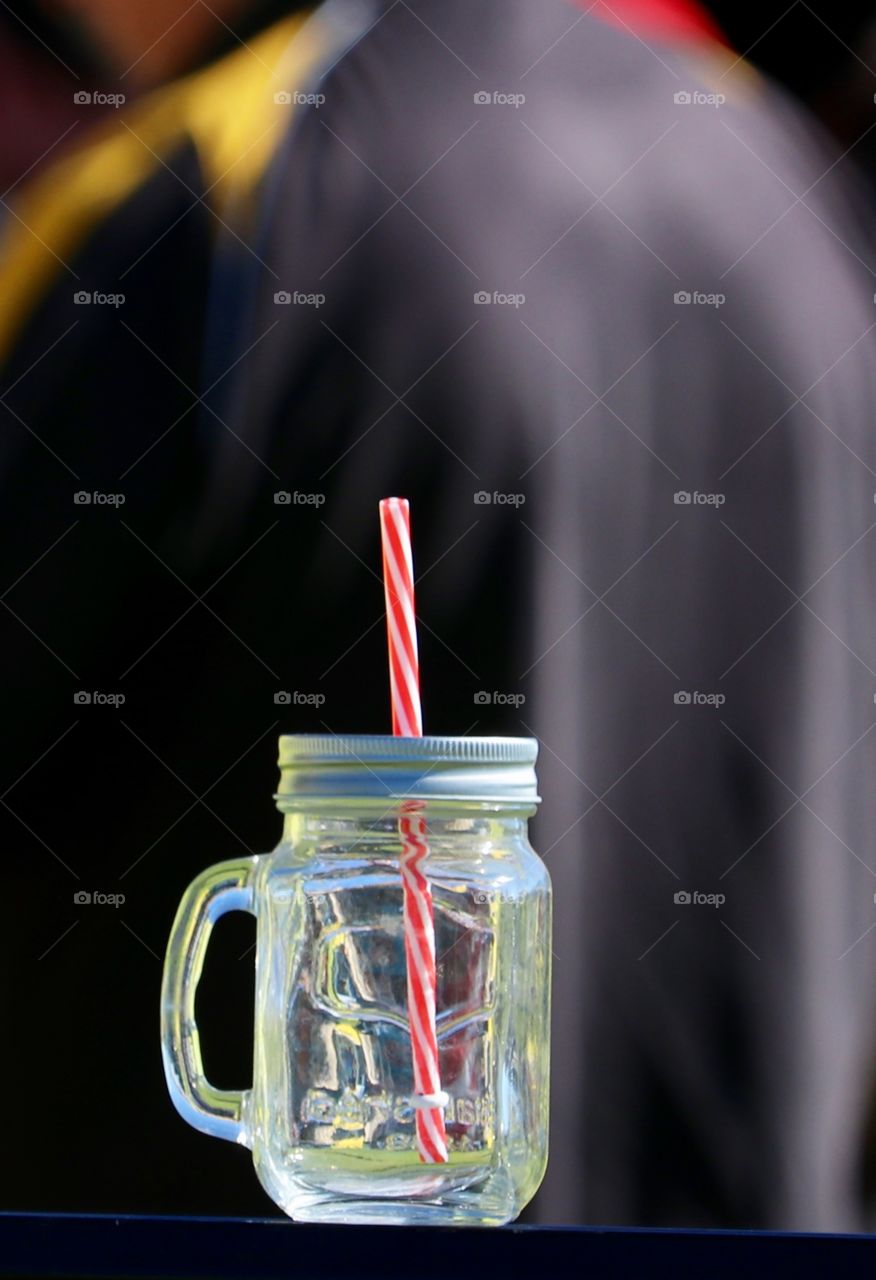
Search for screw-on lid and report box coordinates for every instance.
[276,735,539,805]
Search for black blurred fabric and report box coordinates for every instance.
[702,3,876,184]
[704,3,874,101]
[2,0,876,1232]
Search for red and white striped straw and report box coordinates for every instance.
[379,497,448,1165]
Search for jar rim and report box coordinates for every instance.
[278,734,537,765]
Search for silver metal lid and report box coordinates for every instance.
[276,735,539,805]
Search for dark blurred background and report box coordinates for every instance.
[2,0,876,1234]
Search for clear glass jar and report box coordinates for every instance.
[161,735,551,1226]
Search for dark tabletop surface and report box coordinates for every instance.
[1,1212,875,1279]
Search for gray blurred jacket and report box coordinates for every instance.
[210,0,876,1229]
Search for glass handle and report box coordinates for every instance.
[160,856,259,1147]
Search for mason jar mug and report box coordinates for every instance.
[161,735,551,1226]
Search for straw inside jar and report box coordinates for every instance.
[379,497,448,1165]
